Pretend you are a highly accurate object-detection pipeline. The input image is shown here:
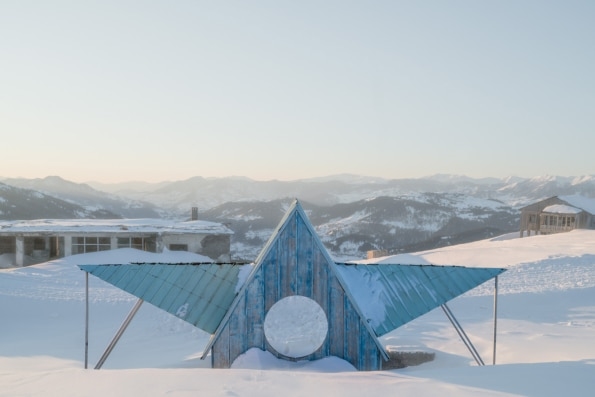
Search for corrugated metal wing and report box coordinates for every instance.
[336,264,505,336]
[79,263,243,334]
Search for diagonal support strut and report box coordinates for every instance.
[441,303,485,366]
[94,298,144,370]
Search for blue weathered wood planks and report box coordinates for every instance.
[210,202,384,370]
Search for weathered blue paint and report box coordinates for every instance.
[79,263,243,334]
[207,200,386,371]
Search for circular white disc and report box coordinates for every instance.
[263,295,328,358]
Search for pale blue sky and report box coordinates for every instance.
[1,1,594,183]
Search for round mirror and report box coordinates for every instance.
[263,295,328,358]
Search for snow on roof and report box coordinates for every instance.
[0,218,232,235]
[336,263,504,336]
[542,204,582,214]
[559,195,595,214]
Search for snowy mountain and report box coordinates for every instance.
[3,176,164,218]
[0,182,120,219]
[86,174,595,214]
[199,195,518,261]
[495,175,595,206]
[2,174,595,260]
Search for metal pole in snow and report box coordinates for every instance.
[441,304,484,366]
[85,271,89,369]
[94,298,144,370]
[493,276,499,365]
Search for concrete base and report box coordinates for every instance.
[383,351,435,370]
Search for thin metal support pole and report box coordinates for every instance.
[441,303,485,366]
[85,272,89,369]
[493,276,499,365]
[94,298,144,370]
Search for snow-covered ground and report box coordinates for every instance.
[1,231,594,396]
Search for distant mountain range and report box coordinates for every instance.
[87,173,595,211]
[1,176,164,219]
[2,174,594,260]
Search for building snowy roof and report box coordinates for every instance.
[336,263,504,336]
[559,195,595,215]
[0,218,233,235]
[542,204,583,214]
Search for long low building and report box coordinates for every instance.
[0,218,233,267]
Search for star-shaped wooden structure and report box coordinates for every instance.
[81,200,504,370]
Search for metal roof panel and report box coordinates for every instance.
[80,263,244,334]
[336,263,505,336]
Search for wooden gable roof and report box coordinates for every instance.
[204,200,387,370]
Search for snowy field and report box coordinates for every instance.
[1,231,595,396]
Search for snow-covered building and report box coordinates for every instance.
[519,195,595,237]
[0,218,233,267]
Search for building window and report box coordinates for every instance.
[118,237,144,250]
[0,237,16,254]
[548,216,557,226]
[117,237,156,252]
[72,236,111,254]
[561,216,574,227]
[33,237,46,250]
[169,244,188,251]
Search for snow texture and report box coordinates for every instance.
[235,262,254,293]
[1,231,595,396]
[542,204,582,214]
[0,218,232,234]
[263,296,328,358]
[336,265,387,329]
